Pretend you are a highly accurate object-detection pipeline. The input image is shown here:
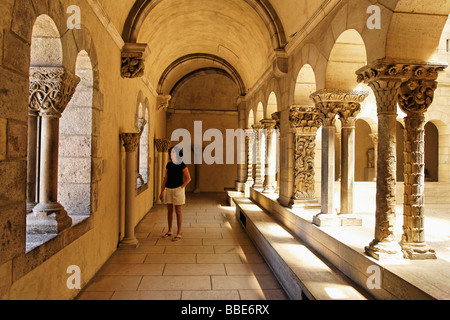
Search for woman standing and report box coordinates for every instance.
[159,146,191,241]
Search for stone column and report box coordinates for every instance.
[120,133,141,248]
[155,139,171,204]
[337,91,369,225]
[272,112,281,193]
[397,63,446,259]
[28,67,80,234]
[244,128,255,197]
[289,106,322,207]
[368,133,378,181]
[26,109,39,213]
[357,60,407,259]
[311,90,340,226]
[252,124,265,189]
[262,119,277,194]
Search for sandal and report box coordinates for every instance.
[162,233,173,239]
[172,234,182,242]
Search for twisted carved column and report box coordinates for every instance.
[398,63,446,259]
[28,67,80,233]
[310,90,340,226]
[252,124,265,189]
[120,133,141,248]
[337,91,369,225]
[262,119,278,194]
[357,60,410,259]
[289,106,322,207]
[155,139,171,204]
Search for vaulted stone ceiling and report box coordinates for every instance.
[98,0,328,95]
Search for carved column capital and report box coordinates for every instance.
[289,105,322,134]
[157,95,172,111]
[29,67,80,117]
[310,89,357,126]
[121,43,149,78]
[398,62,447,116]
[155,138,171,153]
[121,133,141,152]
[271,111,281,130]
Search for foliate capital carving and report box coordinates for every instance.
[155,139,171,153]
[356,60,447,115]
[260,119,277,130]
[310,89,367,126]
[157,95,172,111]
[398,79,438,116]
[121,133,141,152]
[29,67,80,117]
[289,105,322,134]
[121,43,149,78]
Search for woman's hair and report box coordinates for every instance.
[168,146,183,162]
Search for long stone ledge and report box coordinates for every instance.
[234,197,370,300]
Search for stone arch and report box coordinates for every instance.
[248,109,255,129]
[122,0,287,50]
[326,29,367,90]
[267,92,278,119]
[355,118,376,181]
[425,113,450,182]
[294,64,317,105]
[255,102,264,124]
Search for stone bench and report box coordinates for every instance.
[233,197,370,300]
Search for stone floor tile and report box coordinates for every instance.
[239,289,289,300]
[144,253,196,264]
[164,264,226,276]
[108,252,147,264]
[83,275,142,292]
[139,276,211,291]
[197,253,243,264]
[76,291,114,300]
[225,263,272,276]
[165,245,214,254]
[98,263,165,276]
[212,275,281,290]
[181,290,240,300]
[111,290,182,300]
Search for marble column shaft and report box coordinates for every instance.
[337,92,368,218]
[120,133,141,248]
[262,119,278,194]
[26,110,39,213]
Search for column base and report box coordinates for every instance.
[290,198,320,209]
[235,181,246,193]
[26,202,37,214]
[253,182,264,190]
[244,181,253,198]
[313,213,340,227]
[339,214,363,227]
[365,240,403,260]
[29,202,72,234]
[262,185,276,194]
[401,242,437,260]
[119,238,140,248]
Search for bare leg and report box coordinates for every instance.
[166,204,174,235]
[174,205,183,238]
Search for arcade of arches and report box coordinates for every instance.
[1,0,450,300]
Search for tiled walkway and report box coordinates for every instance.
[76,193,289,300]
